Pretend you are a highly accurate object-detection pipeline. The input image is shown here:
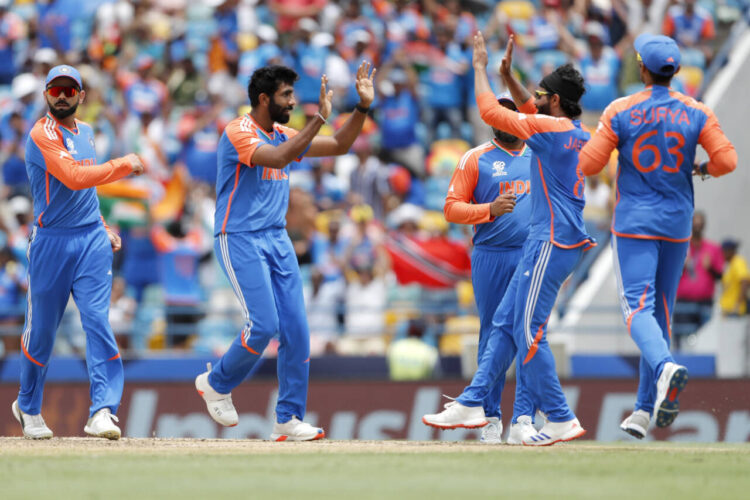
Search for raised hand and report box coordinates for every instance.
[354,61,377,108]
[499,35,515,79]
[318,74,333,120]
[473,31,489,69]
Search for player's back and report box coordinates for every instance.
[526,118,591,248]
[604,85,710,241]
[25,115,101,228]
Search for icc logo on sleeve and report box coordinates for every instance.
[65,137,78,155]
[492,161,508,177]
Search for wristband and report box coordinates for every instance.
[699,161,709,180]
[315,112,328,124]
[355,103,370,114]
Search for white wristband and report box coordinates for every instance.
[315,112,328,124]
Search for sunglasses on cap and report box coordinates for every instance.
[636,52,642,63]
[534,89,550,99]
[46,86,79,98]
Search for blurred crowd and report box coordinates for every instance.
[0,0,744,363]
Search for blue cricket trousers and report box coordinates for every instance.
[19,221,123,417]
[459,239,582,423]
[470,245,534,421]
[612,234,688,414]
[210,228,310,424]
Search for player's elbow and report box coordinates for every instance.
[443,203,458,223]
[708,148,738,177]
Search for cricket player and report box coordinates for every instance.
[12,65,145,440]
[579,34,737,438]
[424,33,593,446]
[442,93,537,444]
[195,62,376,441]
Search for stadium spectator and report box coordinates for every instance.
[577,22,621,116]
[719,240,749,317]
[662,0,715,60]
[674,212,724,347]
[269,0,328,33]
[0,1,23,85]
[377,60,424,178]
[422,23,469,144]
[386,317,439,380]
[0,245,26,354]
[151,216,206,348]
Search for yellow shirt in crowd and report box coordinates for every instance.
[720,255,750,315]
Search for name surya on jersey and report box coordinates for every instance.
[630,106,691,126]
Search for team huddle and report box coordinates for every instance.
[11,31,736,445]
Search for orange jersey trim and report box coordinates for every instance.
[535,158,593,250]
[627,285,649,334]
[21,340,45,367]
[221,163,242,234]
[662,293,672,340]
[477,92,575,142]
[444,143,495,225]
[523,316,549,365]
[611,229,690,243]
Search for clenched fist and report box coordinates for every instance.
[490,193,516,217]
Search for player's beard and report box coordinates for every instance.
[269,99,292,124]
[536,101,551,116]
[48,102,78,120]
[493,129,520,144]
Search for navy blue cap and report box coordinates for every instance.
[45,65,82,89]
[496,92,518,111]
[634,34,681,77]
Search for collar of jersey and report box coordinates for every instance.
[246,113,275,141]
[45,112,80,135]
[491,139,527,157]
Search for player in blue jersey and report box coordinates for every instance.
[440,94,537,444]
[12,65,144,440]
[580,34,737,438]
[424,33,593,446]
[195,62,376,441]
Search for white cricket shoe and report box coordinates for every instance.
[480,417,503,444]
[84,408,121,440]
[270,417,325,442]
[507,415,536,445]
[422,400,488,430]
[195,363,238,427]
[12,400,53,440]
[523,418,586,446]
[620,409,651,439]
[654,362,688,428]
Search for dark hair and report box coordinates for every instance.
[553,63,585,119]
[248,65,299,107]
[646,68,673,86]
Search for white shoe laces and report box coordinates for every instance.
[441,394,459,410]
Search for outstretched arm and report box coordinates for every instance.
[29,127,143,190]
[473,32,552,140]
[248,75,333,169]
[307,61,377,157]
[499,35,535,113]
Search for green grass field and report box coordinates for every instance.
[2,439,749,499]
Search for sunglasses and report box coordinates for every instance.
[636,52,642,62]
[535,89,550,99]
[46,86,79,98]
